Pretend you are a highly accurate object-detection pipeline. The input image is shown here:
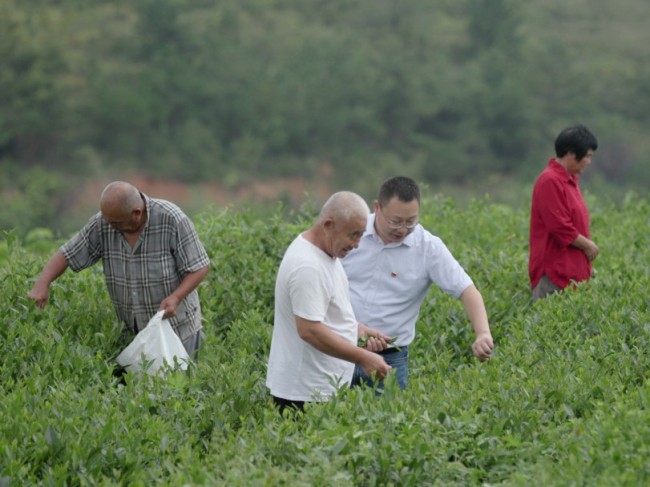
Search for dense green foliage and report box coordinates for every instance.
[1,192,649,485]
[2,0,650,232]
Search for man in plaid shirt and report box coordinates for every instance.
[28,181,210,357]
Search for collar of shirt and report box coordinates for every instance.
[549,158,578,186]
[365,214,416,248]
[141,192,152,230]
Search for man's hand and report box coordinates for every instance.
[26,251,69,309]
[27,283,50,308]
[472,333,494,361]
[358,323,393,352]
[359,351,391,380]
[159,294,181,320]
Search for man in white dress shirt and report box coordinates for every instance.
[266,191,392,414]
[342,176,494,390]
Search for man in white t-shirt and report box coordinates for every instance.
[266,191,392,414]
[342,176,494,390]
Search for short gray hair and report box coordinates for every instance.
[319,191,369,222]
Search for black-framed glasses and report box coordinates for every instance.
[379,209,418,230]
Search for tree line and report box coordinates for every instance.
[1,0,649,234]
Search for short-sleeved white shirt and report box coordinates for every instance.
[342,214,472,347]
[266,235,357,402]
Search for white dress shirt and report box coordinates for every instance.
[342,214,472,347]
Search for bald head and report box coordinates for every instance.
[319,191,369,224]
[100,181,142,216]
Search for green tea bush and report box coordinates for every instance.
[196,205,306,335]
[1,193,649,485]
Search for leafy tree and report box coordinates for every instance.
[0,1,67,165]
[1,0,649,223]
[0,166,71,236]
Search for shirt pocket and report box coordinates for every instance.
[141,252,180,306]
[380,258,427,292]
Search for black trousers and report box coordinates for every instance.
[272,396,305,415]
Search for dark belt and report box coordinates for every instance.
[377,346,404,355]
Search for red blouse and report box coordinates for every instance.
[529,159,591,289]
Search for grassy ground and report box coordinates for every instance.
[1,192,649,485]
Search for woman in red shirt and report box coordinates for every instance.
[529,125,599,300]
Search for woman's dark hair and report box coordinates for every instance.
[555,125,598,160]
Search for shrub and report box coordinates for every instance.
[1,193,649,485]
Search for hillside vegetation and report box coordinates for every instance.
[1,192,649,485]
[2,0,650,235]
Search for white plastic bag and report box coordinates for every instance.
[116,310,190,375]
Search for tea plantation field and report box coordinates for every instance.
[1,192,649,485]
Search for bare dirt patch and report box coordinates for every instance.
[72,174,333,218]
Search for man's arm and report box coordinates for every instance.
[295,316,391,380]
[570,234,599,261]
[159,265,210,318]
[459,284,494,361]
[27,251,70,308]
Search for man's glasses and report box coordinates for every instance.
[379,210,418,230]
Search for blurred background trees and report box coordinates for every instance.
[1,0,649,235]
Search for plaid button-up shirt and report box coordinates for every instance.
[61,194,210,341]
